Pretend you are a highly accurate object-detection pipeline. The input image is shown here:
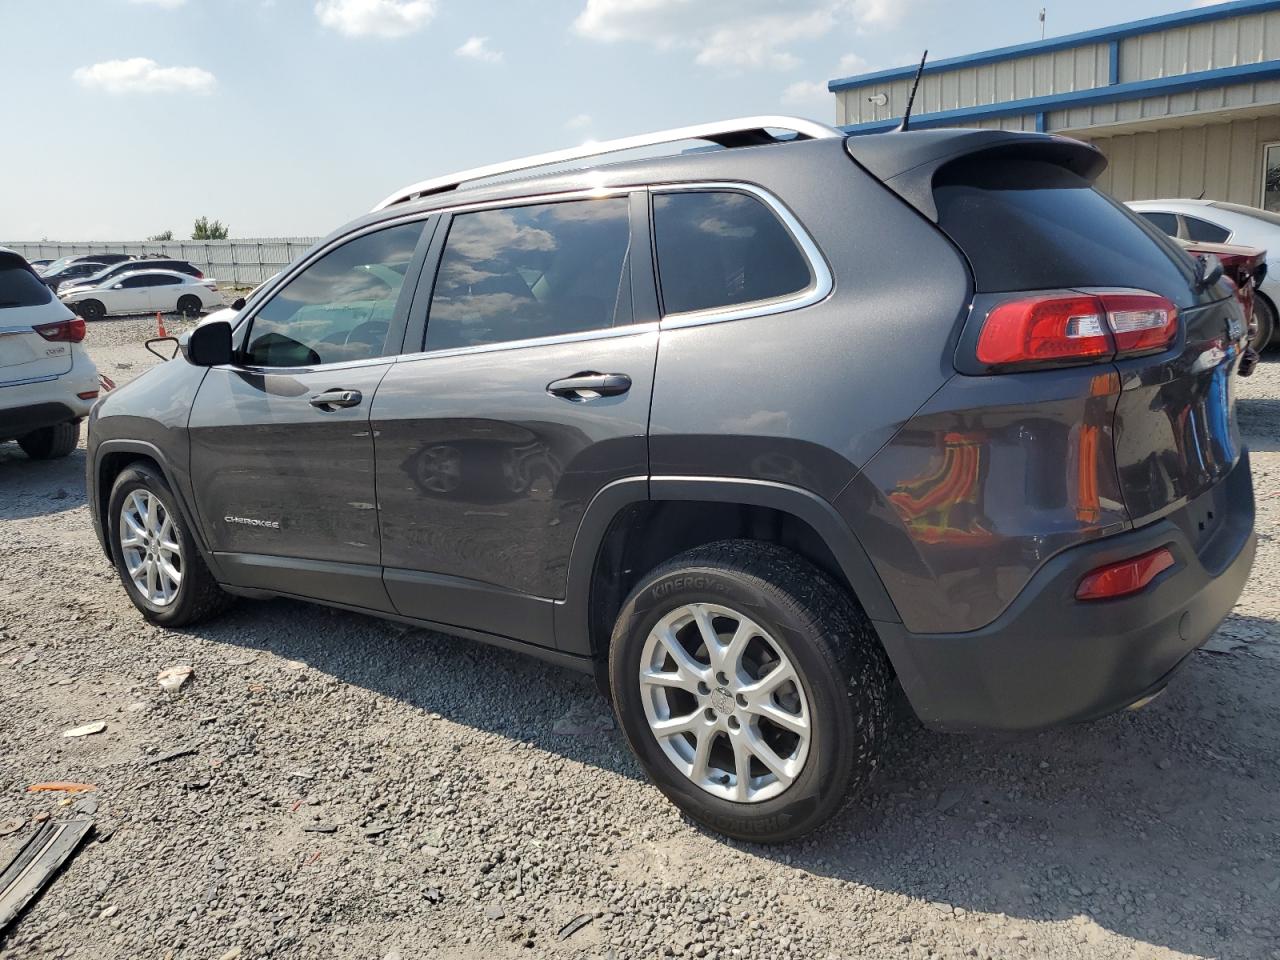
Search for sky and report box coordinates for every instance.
[1,0,1215,240]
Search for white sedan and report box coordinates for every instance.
[1128,198,1280,349]
[59,269,222,321]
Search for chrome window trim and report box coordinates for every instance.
[651,182,832,330]
[237,180,830,372]
[396,322,658,364]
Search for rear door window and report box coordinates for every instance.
[1183,215,1231,244]
[933,158,1195,306]
[652,190,812,315]
[424,197,632,351]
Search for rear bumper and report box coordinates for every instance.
[0,401,84,442]
[876,451,1256,732]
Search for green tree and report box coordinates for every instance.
[191,217,229,240]
[147,230,174,241]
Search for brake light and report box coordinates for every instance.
[33,317,86,343]
[1075,546,1175,601]
[193,269,204,278]
[977,295,1112,366]
[975,291,1178,370]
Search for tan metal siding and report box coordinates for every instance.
[1118,10,1280,81]
[1047,79,1280,130]
[834,43,1109,126]
[1083,115,1280,203]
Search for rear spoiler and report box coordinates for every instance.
[845,129,1106,222]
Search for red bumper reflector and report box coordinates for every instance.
[77,390,99,400]
[1076,547,1175,601]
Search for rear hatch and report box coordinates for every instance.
[0,253,77,387]
[848,131,1246,528]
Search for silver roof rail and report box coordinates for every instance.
[371,115,842,212]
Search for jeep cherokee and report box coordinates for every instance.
[86,117,1256,842]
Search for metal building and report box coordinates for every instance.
[829,0,1280,210]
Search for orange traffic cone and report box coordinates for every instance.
[155,312,168,338]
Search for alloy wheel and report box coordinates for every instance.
[119,490,183,606]
[638,602,811,803]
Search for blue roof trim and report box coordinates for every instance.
[828,0,1280,91]
[840,59,1280,135]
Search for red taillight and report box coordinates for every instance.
[77,390,99,400]
[193,269,204,278]
[976,291,1178,370]
[1075,546,1176,601]
[977,295,1112,367]
[33,317,86,344]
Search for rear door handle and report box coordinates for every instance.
[309,388,363,410]
[546,372,632,401]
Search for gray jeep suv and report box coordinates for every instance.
[87,117,1256,842]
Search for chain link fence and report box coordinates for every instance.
[2,238,322,286]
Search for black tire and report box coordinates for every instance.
[1251,292,1276,352]
[78,299,105,321]
[17,421,80,460]
[608,540,891,843]
[177,295,202,318]
[107,462,234,627]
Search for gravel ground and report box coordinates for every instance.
[1,316,1278,960]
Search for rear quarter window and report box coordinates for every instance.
[652,190,812,315]
[0,265,54,308]
[934,158,1196,306]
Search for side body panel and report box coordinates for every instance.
[837,365,1129,634]
[647,145,972,505]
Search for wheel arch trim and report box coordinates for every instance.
[91,439,222,576]
[554,474,902,658]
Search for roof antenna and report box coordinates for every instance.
[896,50,928,132]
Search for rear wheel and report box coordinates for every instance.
[177,295,202,318]
[108,463,233,626]
[1251,293,1276,352]
[608,541,891,843]
[78,299,105,321]
[17,421,80,460]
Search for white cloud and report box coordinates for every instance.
[127,0,187,7]
[837,52,868,75]
[573,0,908,70]
[315,0,436,38]
[71,58,216,95]
[781,79,830,104]
[455,36,503,62]
[565,113,593,131]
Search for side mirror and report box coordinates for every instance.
[112,283,124,290]
[181,319,233,366]
[231,297,246,310]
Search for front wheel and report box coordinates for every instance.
[78,299,105,321]
[108,463,234,626]
[608,541,891,843]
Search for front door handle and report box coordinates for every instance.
[546,372,632,401]
[309,388,363,410]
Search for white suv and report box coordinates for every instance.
[0,248,100,459]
